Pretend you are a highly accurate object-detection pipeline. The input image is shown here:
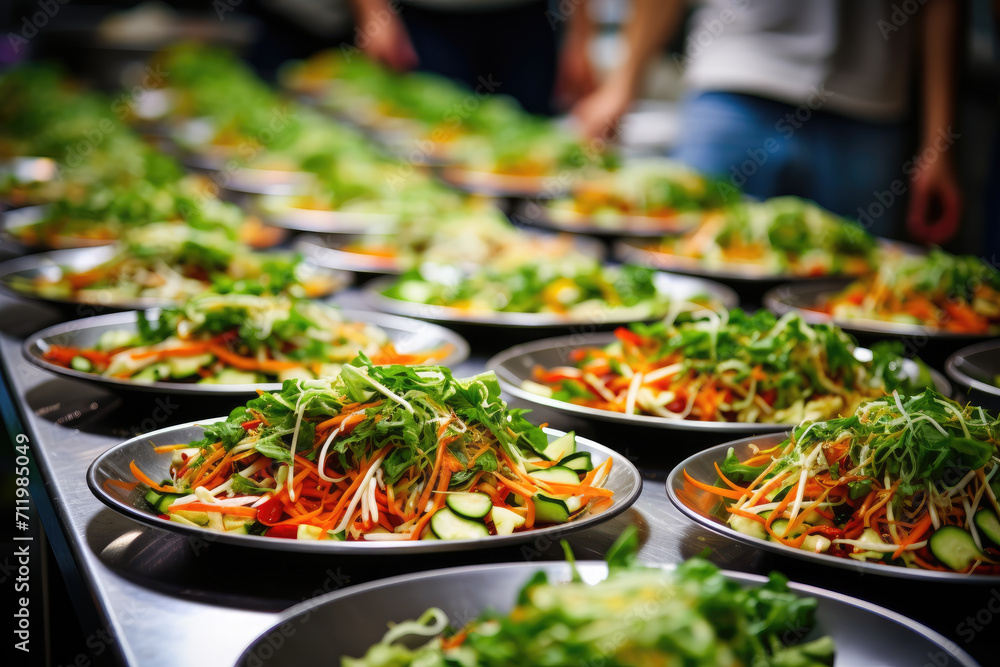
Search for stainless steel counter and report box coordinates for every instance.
[0,290,994,666]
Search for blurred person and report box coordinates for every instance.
[348,0,598,115]
[572,0,961,244]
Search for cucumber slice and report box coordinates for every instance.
[168,353,214,379]
[729,514,767,540]
[533,493,571,524]
[133,363,170,383]
[802,534,832,553]
[172,509,209,525]
[769,518,802,539]
[490,506,526,535]
[847,528,886,561]
[559,451,593,472]
[168,513,201,527]
[529,466,581,486]
[96,329,136,351]
[205,368,261,385]
[973,510,1000,548]
[144,489,181,514]
[296,524,342,540]
[198,368,261,385]
[297,525,324,540]
[445,492,493,519]
[929,526,985,571]
[430,508,490,540]
[206,512,225,532]
[542,431,576,461]
[523,458,548,472]
[70,356,92,372]
[223,515,253,531]
[278,366,314,383]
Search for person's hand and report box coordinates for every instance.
[570,76,634,141]
[361,12,417,71]
[907,158,962,245]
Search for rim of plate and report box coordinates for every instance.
[945,339,1000,399]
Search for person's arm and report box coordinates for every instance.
[348,0,418,71]
[571,0,686,139]
[907,0,961,245]
[554,4,599,110]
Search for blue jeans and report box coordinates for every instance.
[671,92,909,238]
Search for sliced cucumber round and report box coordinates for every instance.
[973,509,1000,548]
[490,506,526,535]
[533,493,572,524]
[559,451,594,472]
[929,526,984,571]
[528,466,581,486]
[446,492,493,519]
[430,508,490,540]
[144,489,181,514]
[542,431,576,461]
[70,356,92,372]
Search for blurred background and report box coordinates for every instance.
[2,0,998,253]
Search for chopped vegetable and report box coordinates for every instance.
[133,357,613,541]
[648,196,877,277]
[822,249,1000,334]
[526,308,933,424]
[42,293,453,384]
[686,389,1000,573]
[343,528,835,666]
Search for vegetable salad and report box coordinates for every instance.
[135,359,614,541]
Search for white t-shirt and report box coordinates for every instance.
[682,0,915,121]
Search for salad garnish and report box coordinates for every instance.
[14,224,338,304]
[525,309,933,424]
[647,197,876,277]
[343,528,835,666]
[685,389,1000,573]
[382,261,695,317]
[821,249,1000,334]
[42,293,453,384]
[135,358,614,541]
[546,159,727,227]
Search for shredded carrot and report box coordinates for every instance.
[153,443,195,453]
[682,469,747,500]
[130,460,177,493]
[169,502,258,517]
[725,506,768,524]
[892,512,934,560]
[208,343,301,373]
[713,461,748,493]
[523,493,536,529]
[316,401,383,432]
